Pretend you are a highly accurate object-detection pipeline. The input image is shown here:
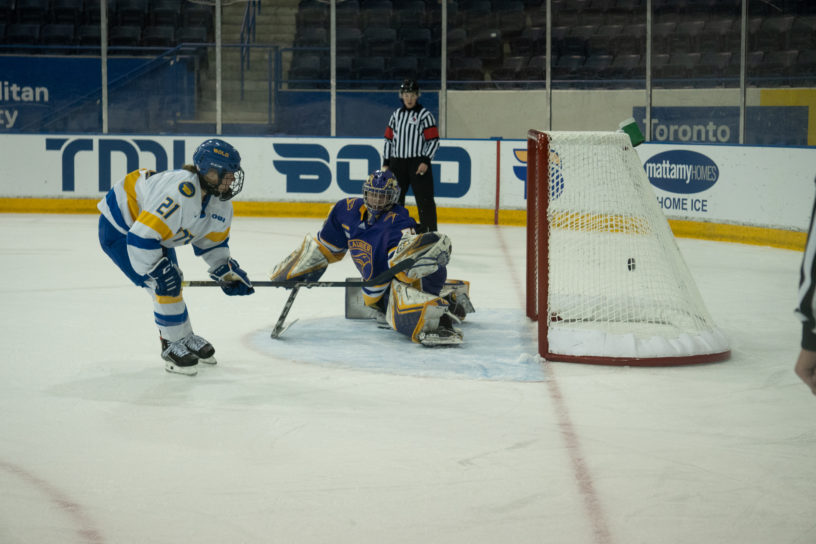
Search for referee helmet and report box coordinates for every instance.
[399,79,419,95]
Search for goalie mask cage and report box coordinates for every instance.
[525,130,731,366]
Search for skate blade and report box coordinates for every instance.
[198,356,217,365]
[165,361,198,376]
[419,332,464,347]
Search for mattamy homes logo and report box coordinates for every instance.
[645,150,719,214]
[644,150,719,194]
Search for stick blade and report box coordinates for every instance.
[270,318,299,339]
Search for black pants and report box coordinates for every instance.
[389,157,437,232]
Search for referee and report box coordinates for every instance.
[382,79,440,232]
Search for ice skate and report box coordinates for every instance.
[161,338,199,376]
[182,334,217,365]
[419,313,463,346]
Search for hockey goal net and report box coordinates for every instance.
[525,130,730,366]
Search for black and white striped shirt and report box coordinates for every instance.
[382,104,440,165]
[797,188,816,349]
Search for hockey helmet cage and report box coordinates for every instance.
[193,138,245,201]
[363,170,400,215]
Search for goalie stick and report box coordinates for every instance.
[183,258,416,338]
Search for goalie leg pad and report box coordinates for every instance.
[385,281,461,345]
[269,234,337,282]
[390,232,452,281]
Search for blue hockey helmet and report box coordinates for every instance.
[363,170,400,216]
[193,139,244,200]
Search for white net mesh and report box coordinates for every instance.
[531,131,729,363]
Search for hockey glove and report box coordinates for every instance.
[147,256,182,297]
[209,258,255,296]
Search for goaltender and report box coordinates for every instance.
[269,170,473,346]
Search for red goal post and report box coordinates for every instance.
[525,129,731,366]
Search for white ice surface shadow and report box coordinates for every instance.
[247,308,545,382]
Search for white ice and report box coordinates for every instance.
[1,214,814,544]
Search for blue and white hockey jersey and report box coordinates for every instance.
[317,197,418,305]
[97,168,234,275]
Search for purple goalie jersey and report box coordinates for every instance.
[316,197,418,305]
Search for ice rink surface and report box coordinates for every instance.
[1,213,814,544]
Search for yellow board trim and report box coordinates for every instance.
[760,89,816,146]
[0,197,806,251]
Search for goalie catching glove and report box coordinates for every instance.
[390,232,452,281]
[208,258,254,296]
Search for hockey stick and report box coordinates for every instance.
[182,258,415,289]
[183,258,416,339]
[267,258,415,339]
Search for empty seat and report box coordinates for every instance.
[360,2,392,28]
[497,1,526,39]
[662,51,701,79]
[449,56,484,82]
[387,56,419,80]
[108,24,141,47]
[790,16,816,50]
[141,24,175,47]
[181,3,213,27]
[14,0,49,23]
[561,24,596,56]
[607,53,641,79]
[40,23,76,46]
[353,56,386,86]
[699,17,735,52]
[336,26,362,55]
[795,49,816,81]
[756,49,799,79]
[754,15,795,51]
[288,54,325,88]
[51,0,84,24]
[651,21,676,53]
[0,0,12,24]
[509,27,543,57]
[5,23,40,45]
[175,25,207,43]
[670,19,705,53]
[697,51,732,77]
[77,24,101,45]
[580,53,614,78]
[444,27,468,58]
[297,3,328,27]
[399,26,431,57]
[150,0,182,26]
[586,23,623,56]
[295,27,327,48]
[392,1,425,28]
[470,29,503,66]
[114,0,149,26]
[490,55,528,80]
[520,54,552,80]
[362,26,396,57]
[553,54,586,79]
[333,55,354,85]
[335,1,360,27]
[462,0,494,35]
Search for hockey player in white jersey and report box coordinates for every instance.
[97,139,254,375]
